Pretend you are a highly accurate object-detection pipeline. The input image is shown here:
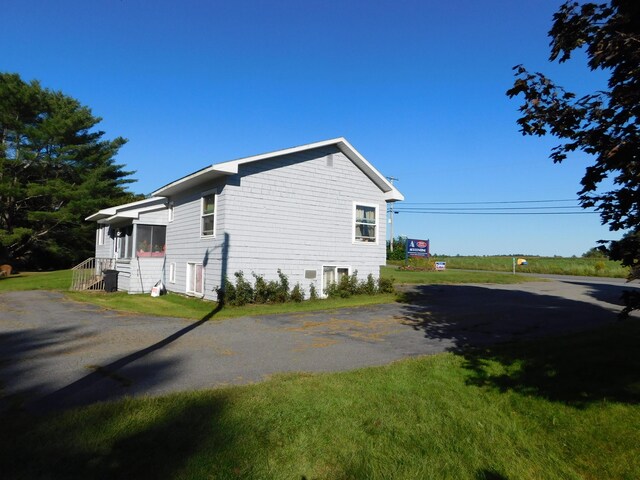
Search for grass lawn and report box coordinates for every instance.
[1,267,534,320]
[381,265,539,285]
[0,269,73,291]
[419,255,630,278]
[1,321,637,479]
[66,290,397,320]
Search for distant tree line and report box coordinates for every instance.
[0,73,141,269]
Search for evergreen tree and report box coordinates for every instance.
[0,73,138,268]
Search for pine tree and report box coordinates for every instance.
[0,73,139,268]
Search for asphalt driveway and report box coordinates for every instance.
[0,276,638,412]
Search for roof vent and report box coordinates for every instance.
[326,154,333,167]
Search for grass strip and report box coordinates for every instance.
[381,266,540,284]
[413,255,630,278]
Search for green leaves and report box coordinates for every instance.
[508,1,640,231]
[0,72,137,267]
[507,1,640,315]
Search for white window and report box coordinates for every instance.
[322,265,350,293]
[136,225,166,257]
[353,203,378,243]
[169,262,176,284]
[97,226,105,246]
[187,262,204,295]
[168,202,174,222]
[201,191,216,237]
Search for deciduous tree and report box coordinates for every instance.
[507,1,640,316]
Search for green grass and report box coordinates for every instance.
[423,255,629,278]
[2,268,535,320]
[66,290,397,320]
[381,265,539,284]
[0,269,73,291]
[1,321,638,479]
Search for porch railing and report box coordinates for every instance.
[70,257,115,291]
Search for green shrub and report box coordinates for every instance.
[324,281,340,298]
[377,275,395,294]
[275,269,290,303]
[232,271,254,306]
[404,257,436,271]
[252,273,270,303]
[219,277,236,305]
[326,271,388,298]
[359,273,378,295]
[290,282,305,302]
[309,283,318,300]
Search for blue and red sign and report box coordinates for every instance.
[406,238,430,258]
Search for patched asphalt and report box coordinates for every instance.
[0,276,638,412]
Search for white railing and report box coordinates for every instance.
[70,257,115,291]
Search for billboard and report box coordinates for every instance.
[406,238,430,258]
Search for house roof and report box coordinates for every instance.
[85,196,167,223]
[152,137,404,201]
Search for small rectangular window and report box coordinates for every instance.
[97,226,105,246]
[322,265,350,294]
[305,269,317,279]
[354,203,377,243]
[187,262,204,295]
[201,192,216,237]
[169,262,176,283]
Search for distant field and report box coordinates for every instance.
[391,256,629,278]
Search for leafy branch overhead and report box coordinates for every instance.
[0,73,140,267]
[507,0,640,315]
[507,1,639,232]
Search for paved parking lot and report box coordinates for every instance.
[0,276,637,412]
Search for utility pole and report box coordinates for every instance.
[386,176,398,252]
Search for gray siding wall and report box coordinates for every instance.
[163,179,229,300]
[134,209,169,226]
[128,257,165,294]
[95,225,113,258]
[163,145,386,301]
[93,146,388,300]
[223,146,387,297]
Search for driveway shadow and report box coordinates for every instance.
[30,304,223,413]
[0,303,223,414]
[398,284,639,406]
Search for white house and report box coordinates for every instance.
[83,138,404,300]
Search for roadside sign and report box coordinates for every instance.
[406,238,430,258]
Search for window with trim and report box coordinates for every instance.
[97,226,105,246]
[322,265,350,293]
[186,262,204,295]
[354,203,377,242]
[201,192,216,236]
[169,262,176,283]
[136,225,166,257]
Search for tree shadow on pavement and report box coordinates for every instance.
[564,279,640,307]
[29,303,224,413]
[398,284,640,407]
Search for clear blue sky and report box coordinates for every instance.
[2,0,621,256]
